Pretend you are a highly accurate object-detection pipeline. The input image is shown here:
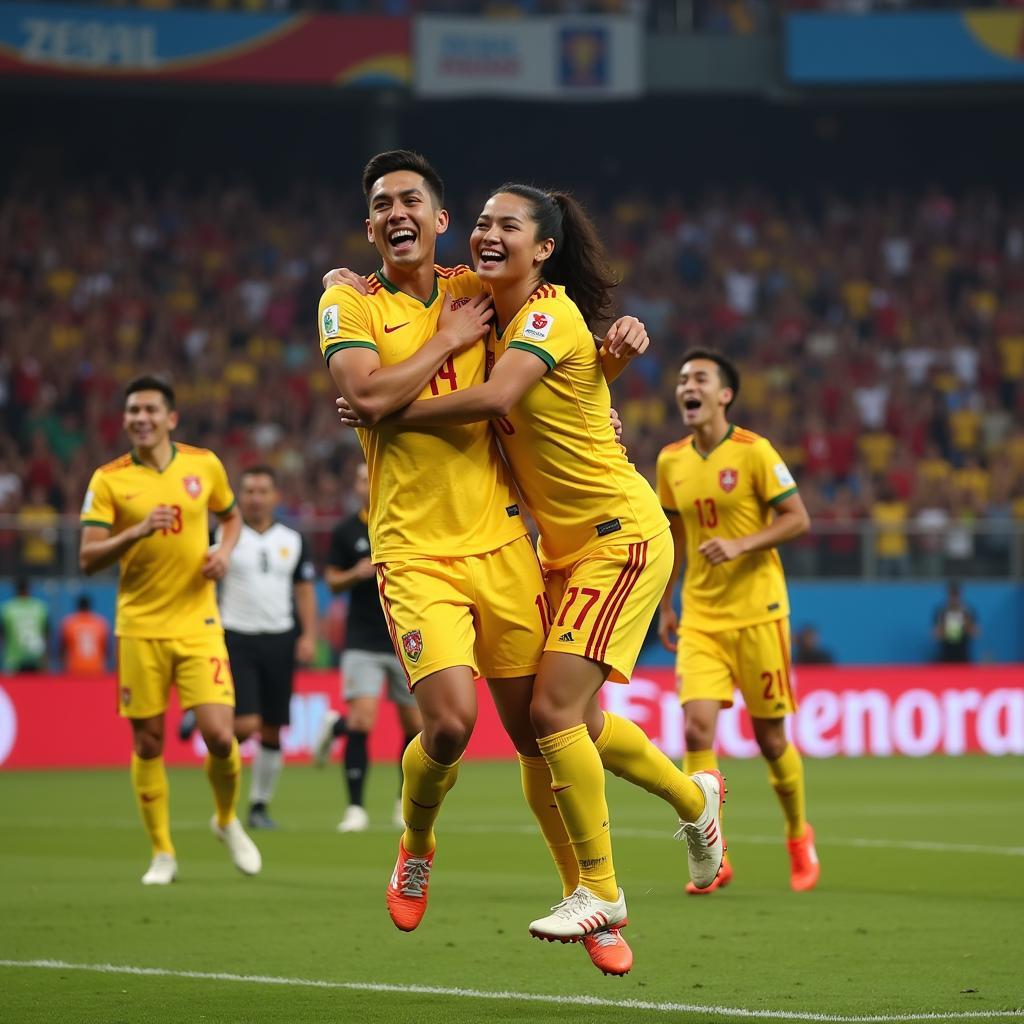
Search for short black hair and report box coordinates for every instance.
[124,375,176,410]
[15,576,29,596]
[241,464,277,485]
[77,594,92,612]
[680,348,740,410]
[362,150,444,209]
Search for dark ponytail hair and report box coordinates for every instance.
[492,183,618,329]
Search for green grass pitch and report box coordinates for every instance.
[1,755,1021,1023]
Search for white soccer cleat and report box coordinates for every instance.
[392,798,405,830]
[336,804,370,833]
[674,769,726,890]
[141,852,177,886]
[313,710,341,768]
[529,885,628,943]
[211,816,262,875]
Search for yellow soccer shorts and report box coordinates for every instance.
[677,618,796,719]
[375,535,546,688]
[543,528,673,683]
[117,634,235,719]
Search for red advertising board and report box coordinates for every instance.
[1,666,1021,770]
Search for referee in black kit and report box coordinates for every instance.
[314,462,422,833]
[218,465,317,829]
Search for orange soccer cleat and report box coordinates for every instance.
[787,823,820,892]
[685,851,733,895]
[386,840,435,931]
[582,927,633,976]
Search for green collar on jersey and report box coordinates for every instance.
[375,269,439,308]
[692,423,734,460]
[131,442,178,473]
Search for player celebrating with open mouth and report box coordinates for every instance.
[335,183,727,970]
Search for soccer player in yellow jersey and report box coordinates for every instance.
[79,376,261,885]
[655,350,820,893]
[338,182,727,972]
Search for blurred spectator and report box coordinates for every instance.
[793,625,834,665]
[1,578,49,673]
[871,481,910,577]
[60,594,110,676]
[932,581,979,663]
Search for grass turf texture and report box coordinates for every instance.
[1,756,1021,1024]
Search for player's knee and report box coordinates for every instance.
[756,730,788,762]
[203,728,235,759]
[529,693,573,739]
[422,712,474,762]
[133,730,163,759]
[684,720,714,753]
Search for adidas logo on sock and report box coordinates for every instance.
[558,630,575,643]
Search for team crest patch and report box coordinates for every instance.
[183,475,202,499]
[522,312,554,341]
[719,468,739,493]
[401,629,423,663]
[322,303,339,338]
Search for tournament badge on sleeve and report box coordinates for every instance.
[401,629,423,663]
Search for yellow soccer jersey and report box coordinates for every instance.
[80,444,236,639]
[656,426,797,632]
[488,283,667,570]
[319,265,526,562]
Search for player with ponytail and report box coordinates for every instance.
[342,183,727,972]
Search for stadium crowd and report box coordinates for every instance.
[2,178,1024,576]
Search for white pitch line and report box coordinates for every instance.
[0,959,1021,1022]
[2,818,1023,857]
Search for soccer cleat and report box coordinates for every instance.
[247,805,278,830]
[582,927,633,976]
[392,798,405,830]
[336,804,370,833]
[313,710,342,768]
[787,823,820,892]
[178,709,197,742]
[211,816,262,876]
[686,852,734,895]
[386,841,434,932]
[141,852,177,886]
[529,885,628,943]
[674,769,726,890]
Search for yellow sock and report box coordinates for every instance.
[596,712,705,822]
[767,742,806,840]
[683,749,719,776]
[401,734,460,856]
[519,754,577,898]
[537,724,617,902]
[131,754,174,855]
[205,738,241,828]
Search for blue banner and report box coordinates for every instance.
[786,11,1024,85]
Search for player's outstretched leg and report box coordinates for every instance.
[787,823,819,892]
[673,770,726,890]
[682,748,733,894]
[595,710,729,890]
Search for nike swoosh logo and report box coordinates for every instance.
[409,797,440,809]
[123,493,141,501]
[140,794,158,804]
[384,322,410,334]
[551,784,572,793]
